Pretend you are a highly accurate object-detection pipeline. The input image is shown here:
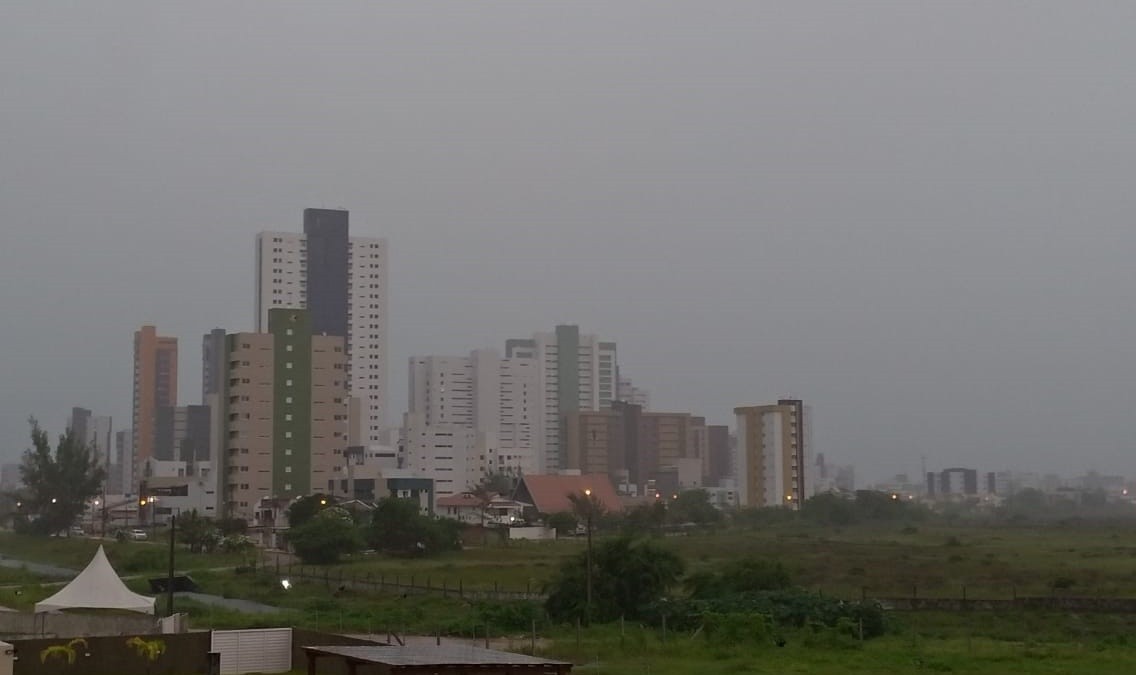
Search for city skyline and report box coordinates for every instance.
[6,3,1136,484]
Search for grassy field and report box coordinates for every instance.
[0,532,255,577]
[270,521,1136,601]
[6,521,1136,673]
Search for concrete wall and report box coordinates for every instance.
[11,632,209,675]
[0,613,157,640]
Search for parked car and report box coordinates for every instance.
[129,529,149,541]
[69,526,85,537]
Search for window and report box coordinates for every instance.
[286,345,293,352]
[284,483,292,491]
[285,396,293,404]
[285,431,292,439]
[285,449,292,456]
[285,362,293,369]
[285,414,293,421]
[285,466,292,473]
[286,379,293,386]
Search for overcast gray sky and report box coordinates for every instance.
[3,2,1136,483]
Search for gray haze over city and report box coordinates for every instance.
[2,2,1135,484]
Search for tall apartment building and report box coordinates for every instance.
[111,430,131,495]
[255,208,388,446]
[564,402,707,492]
[130,326,178,492]
[706,425,732,487]
[202,328,227,402]
[154,405,211,465]
[399,413,490,501]
[734,400,812,508]
[68,407,92,447]
[221,308,348,520]
[505,325,618,473]
[407,349,540,478]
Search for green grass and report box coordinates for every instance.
[0,532,254,576]
[281,522,1136,601]
[10,522,1136,672]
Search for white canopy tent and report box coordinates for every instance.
[35,545,155,614]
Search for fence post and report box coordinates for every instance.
[484,624,490,649]
[324,568,330,588]
[427,577,432,593]
[531,618,537,655]
[662,614,667,644]
[442,579,448,598]
[459,579,464,598]
[576,617,581,649]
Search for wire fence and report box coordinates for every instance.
[268,562,546,601]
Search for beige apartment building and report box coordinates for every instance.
[221,309,348,520]
[734,399,812,508]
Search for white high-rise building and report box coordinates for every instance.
[505,325,618,473]
[407,349,540,478]
[399,413,493,502]
[256,208,389,445]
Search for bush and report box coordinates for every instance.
[687,559,793,599]
[1051,576,1076,590]
[702,612,772,646]
[289,508,361,564]
[545,536,684,622]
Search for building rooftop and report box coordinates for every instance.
[518,474,622,515]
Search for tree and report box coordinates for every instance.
[567,490,606,530]
[366,498,461,556]
[288,507,361,564]
[667,490,723,526]
[545,536,685,622]
[473,469,519,497]
[286,493,334,528]
[176,510,218,553]
[547,512,577,536]
[19,419,105,535]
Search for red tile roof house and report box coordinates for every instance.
[436,492,487,525]
[515,474,623,526]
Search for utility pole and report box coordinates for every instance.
[166,513,176,617]
[584,488,593,626]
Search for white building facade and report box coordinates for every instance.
[504,325,618,473]
[407,349,541,478]
[256,208,389,446]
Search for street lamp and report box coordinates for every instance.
[583,488,593,625]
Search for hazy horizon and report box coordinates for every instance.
[4,2,1136,484]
